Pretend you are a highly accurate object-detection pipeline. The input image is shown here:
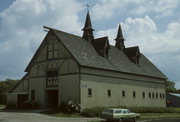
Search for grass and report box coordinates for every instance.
[142,113,180,116]
[40,109,180,121]
[40,109,84,118]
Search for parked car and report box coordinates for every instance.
[100,108,140,122]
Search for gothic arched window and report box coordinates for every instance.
[47,36,58,60]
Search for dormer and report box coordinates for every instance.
[92,36,110,58]
[124,46,140,64]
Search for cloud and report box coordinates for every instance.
[130,0,180,17]
[0,0,84,79]
[95,16,180,88]
[91,0,180,20]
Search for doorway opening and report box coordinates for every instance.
[46,90,58,108]
[17,94,28,108]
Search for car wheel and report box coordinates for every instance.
[133,117,138,122]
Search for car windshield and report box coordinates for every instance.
[115,110,122,113]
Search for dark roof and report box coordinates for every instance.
[25,27,167,79]
[169,93,180,97]
[92,36,110,49]
[51,29,167,79]
[9,73,28,93]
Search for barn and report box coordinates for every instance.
[7,11,167,109]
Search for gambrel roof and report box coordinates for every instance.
[25,27,167,79]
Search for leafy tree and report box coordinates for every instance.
[166,80,176,92]
[0,79,18,104]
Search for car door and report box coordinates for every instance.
[122,110,128,118]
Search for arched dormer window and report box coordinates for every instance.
[47,36,58,60]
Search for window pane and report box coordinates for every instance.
[133,91,136,98]
[156,93,158,98]
[48,51,53,59]
[152,93,155,98]
[108,90,111,97]
[142,92,145,98]
[149,92,151,98]
[115,110,122,113]
[54,50,58,58]
[122,90,125,97]
[88,88,92,96]
[54,44,58,50]
[123,110,126,114]
[48,44,53,51]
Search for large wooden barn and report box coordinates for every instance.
[7,11,167,109]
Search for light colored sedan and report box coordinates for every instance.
[100,108,140,122]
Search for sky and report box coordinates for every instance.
[0,0,180,89]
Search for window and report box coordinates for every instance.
[47,40,58,60]
[156,93,158,98]
[149,92,151,98]
[162,93,165,99]
[160,93,162,98]
[31,90,35,101]
[46,70,58,87]
[88,88,92,96]
[142,92,145,98]
[122,90,125,97]
[133,91,136,98]
[115,110,122,113]
[107,89,111,97]
[152,92,155,98]
[123,110,126,114]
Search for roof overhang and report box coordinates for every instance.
[8,92,28,95]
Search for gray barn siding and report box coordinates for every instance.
[80,67,166,109]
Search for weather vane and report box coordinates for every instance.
[86,4,90,11]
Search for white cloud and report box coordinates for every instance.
[91,0,179,20]
[0,0,84,79]
[130,0,180,17]
[91,0,142,20]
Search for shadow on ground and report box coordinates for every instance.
[0,108,50,113]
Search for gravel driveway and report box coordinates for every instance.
[0,110,101,122]
[1,109,180,122]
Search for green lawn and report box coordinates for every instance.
[142,113,180,116]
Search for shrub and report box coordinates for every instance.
[80,107,105,117]
[128,107,167,113]
[59,100,81,113]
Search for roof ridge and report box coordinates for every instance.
[44,26,83,40]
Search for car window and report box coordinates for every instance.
[123,110,126,114]
[115,110,122,113]
[104,109,114,113]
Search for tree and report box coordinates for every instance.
[0,79,18,104]
[166,80,178,93]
